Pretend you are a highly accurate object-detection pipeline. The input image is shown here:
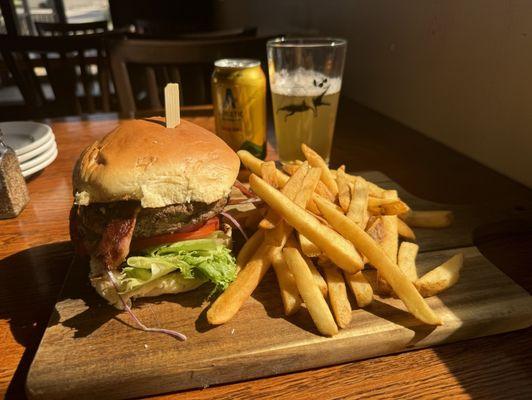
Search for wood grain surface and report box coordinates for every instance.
[1,99,531,399]
[25,172,532,400]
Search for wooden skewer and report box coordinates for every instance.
[164,83,180,128]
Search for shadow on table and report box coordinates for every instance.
[0,241,216,399]
[0,241,73,399]
[250,268,329,336]
[428,218,532,399]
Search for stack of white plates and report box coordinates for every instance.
[0,121,58,178]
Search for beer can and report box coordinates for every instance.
[211,59,267,159]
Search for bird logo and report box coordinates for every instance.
[276,78,331,120]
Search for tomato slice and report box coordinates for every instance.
[130,217,220,251]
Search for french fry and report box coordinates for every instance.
[368,200,410,216]
[336,166,351,212]
[258,215,276,230]
[282,161,301,168]
[236,229,265,270]
[344,271,373,307]
[366,217,384,243]
[264,222,290,247]
[305,256,328,297]
[314,196,441,325]
[260,161,279,188]
[239,150,334,215]
[249,174,363,273]
[317,253,334,265]
[378,190,399,294]
[322,264,352,328]
[265,167,321,246]
[314,181,335,202]
[283,247,338,336]
[308,209,334,227]
[281,162,299,176]
[361,270,396,297]
[381,217,399,254]
[238,150,289,186]
[306,198,322,215]
[400,210,454,228]
[259,162,310,230]
[362,270,379,293]
[364,179,386,198]
[347,178,369,227]
[294,168,323,207]
[275,161,310,192]
[415,253,464,297]
[207,242,276,325]
[331,171,386,198]
[365,215,378,230]
[398,242,419,282]
[284,163,335,202]
[301,143,338,196]
[258,215,278,230]
[367,196,398,207]
[397,218,416,240]
[271,247,302,315]
[381,202,410,216]
[298,232,322,257]
[308,209,333,227]
[286,235,327,296]
[383,189,398,200]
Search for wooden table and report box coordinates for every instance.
[1,99,531,399]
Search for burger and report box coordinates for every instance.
[70,117,241,314]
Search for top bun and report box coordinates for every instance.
[73,117,240,208]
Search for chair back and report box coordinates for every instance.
[0,34,113,118]
[108,36,269,117]
[133,21,256,39]
[35,21,109,36]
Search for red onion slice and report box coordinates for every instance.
[220,211,249,241]
[106,270,187,341]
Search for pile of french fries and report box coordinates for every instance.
[207,144,464,336]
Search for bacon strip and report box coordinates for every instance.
[93,203,140,270]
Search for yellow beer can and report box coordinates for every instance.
[211,59,267,159]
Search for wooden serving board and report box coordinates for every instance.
[26,172,532,400]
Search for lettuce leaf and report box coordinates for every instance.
[117,231,236,295]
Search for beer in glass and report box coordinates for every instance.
[267,38,347,163]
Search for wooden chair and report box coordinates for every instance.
[35,21,109,36]
[0,34,113,118]
[132,22,256,39]
[107,36,269,117]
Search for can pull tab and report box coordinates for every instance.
[0,128,30,219]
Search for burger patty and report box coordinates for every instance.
[79,197,228,238]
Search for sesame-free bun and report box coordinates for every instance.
[73,117,240,208]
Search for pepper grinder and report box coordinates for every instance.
[0,129,30,219]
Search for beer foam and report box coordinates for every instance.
[271,68,342,96]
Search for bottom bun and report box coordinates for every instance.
[91,272,206,309]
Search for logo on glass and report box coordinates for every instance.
[276,78,331,121]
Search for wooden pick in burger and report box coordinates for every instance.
[164,83,181,128]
